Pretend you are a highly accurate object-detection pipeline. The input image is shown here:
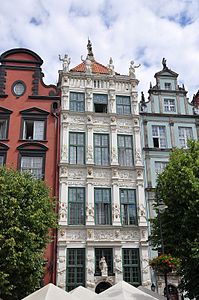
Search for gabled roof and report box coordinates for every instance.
[155,67,178,78]
[155,58,178,78]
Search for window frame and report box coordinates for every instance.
[164,82,171,90]
[152,125,167,148]
[154,161,168,175]
[66,248,85,291]
[93,94,108,113]
[95,248,113,276]
[17,145,47,180]
[69,132,85,164]
[94,133,109,166]
[120,189,138,226]
[122,248,141,287]
[116,95,131,115]
[69,92,85,112]
[22,118,46,141]
[68,187,85,225]
[0,107,12,140]
[94,188,112,225]
[0,143,8,166]
[20,108,49,141]
[164,98,176,112]
[178,126,193,148]
[118,135,134,166]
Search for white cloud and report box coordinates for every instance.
[0,0,199,100]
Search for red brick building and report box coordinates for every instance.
[0,48,60,284]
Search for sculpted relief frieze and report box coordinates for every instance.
[59,228,140,242]
[68,168,86,179]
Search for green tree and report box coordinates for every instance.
[150,140,199,299]
[0,168,57,300]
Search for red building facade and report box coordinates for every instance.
[0,48,60,284]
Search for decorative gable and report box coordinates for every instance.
[20,107,49,116]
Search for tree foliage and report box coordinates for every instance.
[150,140,199,299]
[0,168,57,300]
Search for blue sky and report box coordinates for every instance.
[0,0,199,99]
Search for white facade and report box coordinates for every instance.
[57,43,151,292]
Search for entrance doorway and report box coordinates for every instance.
[95,281,112,294]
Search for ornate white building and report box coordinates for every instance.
[57,41,151,293]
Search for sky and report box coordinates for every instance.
[0,0,199,100]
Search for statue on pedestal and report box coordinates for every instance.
[99,256,108,277]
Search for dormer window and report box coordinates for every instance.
[165,82,171,90]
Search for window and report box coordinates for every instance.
[94,134,109,165]
[155,161,168,175]
[116,96,131,115]
[69,132,85,164]
[120,189,137,225]
[95,188,111,225]
[123,249,141,287]
[118,135,133,166]
[178,127,193,148]
[20,108,48,141]
[0,155,4,166]
[66,248,85,291]
[70,92,85,112]
[20,156,44,179]
[95,248,113,276]
[164,82,171,90]
[164,99,176,112]
[12,80,26,97]
[0,107,12,140]
[93,94,108,113]
[152,125,167,148]
[23,120,45,140]
[0,143,9,166]
[0,119,8,139]
[68,187,85,225]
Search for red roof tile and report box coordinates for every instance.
[70,60,111,74]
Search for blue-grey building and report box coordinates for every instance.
[140,59,198,299]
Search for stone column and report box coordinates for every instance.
[86,124,94,165]
[86,246,95,290]
[59,178,68,225]
[61,75,69,110]
[110,122,118,166]
[112,182,121,226]
[86,181,94,225]
[61,121,69,163]
[114,247,123,283]
[133,118,142,167]
[57,246,67,290]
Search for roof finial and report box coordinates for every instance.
[87,38,94,61]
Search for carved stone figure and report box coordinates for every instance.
[129,60,141,78]
[99,257,108,277]
[162,57,167,69]
[107,57,115,75]
[59,54,71,72]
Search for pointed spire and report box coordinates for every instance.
[87,39,94,61]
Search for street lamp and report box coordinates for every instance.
[157,199,169,300]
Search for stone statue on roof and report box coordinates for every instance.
[107,57,115,75]
[162,57,167,69]
[87,39,94,60]
[59,54,71,72]
[129,60,141,78]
